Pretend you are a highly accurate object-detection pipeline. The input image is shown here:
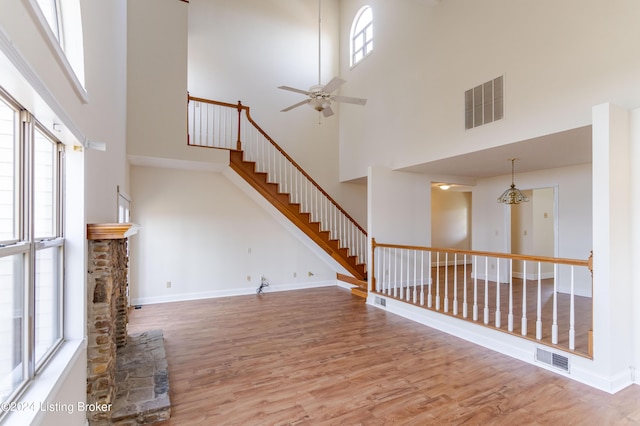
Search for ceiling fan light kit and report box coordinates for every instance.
[278,0,367,119]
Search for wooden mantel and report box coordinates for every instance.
[87,223,141,240]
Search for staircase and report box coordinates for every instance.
[188,96,368,285]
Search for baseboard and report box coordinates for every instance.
[366,293,631,394]
[131,280,337,306]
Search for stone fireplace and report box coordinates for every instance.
[86,223,170,425]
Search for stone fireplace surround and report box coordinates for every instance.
[86,223,170,425]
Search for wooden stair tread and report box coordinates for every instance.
[229,150,367,280]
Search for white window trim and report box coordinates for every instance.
[22,0,88,104]
[0,26,88,147]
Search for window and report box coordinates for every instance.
[0,89,64,410]
[350,5,374,67]
[36,0,64,45]
[27,0,87,99]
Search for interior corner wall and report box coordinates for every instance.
[129,166,337,305]
[126,0,229,166]
[368,166,430,246]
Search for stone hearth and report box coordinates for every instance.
[112,330,171,425]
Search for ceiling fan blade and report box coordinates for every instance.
[278,85,310,95]
[322,105,334,117]
[322,77,346,94]
[281,99,311,112]
[333,95,367,106]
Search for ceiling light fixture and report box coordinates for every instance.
[497,158,529,204]
[439,184,451,190]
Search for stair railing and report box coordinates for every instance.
[188,96,368,271]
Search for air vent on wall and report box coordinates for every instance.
[465,75,504,129]
[536,347,570,372]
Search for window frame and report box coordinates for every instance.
[25,0,88,103]
[0,87,65,416]
[350,5,374,68]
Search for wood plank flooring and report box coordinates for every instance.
[127,287,640,425]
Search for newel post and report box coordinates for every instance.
[371,238,377,292]
[236,101,243,151]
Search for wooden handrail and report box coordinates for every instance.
[188,95,367,237]
[371,238,590,268]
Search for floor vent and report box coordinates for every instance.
[374,296,386,307]
[536,348,570,372]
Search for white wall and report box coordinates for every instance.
[186,0,367,227]
[338,0,640,181]
[129,165,338,304]
[630,108,640,385]
[126,0,229,166]
[431,189,471,250]
[368,166,431,247]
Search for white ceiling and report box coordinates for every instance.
[399,125,592,182]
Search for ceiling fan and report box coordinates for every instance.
[278,0,367,118]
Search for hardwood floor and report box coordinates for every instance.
[128,287,640,425]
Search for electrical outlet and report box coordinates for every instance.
[293,272,297,278]
[166,281,171,288]
[247,275,251,282]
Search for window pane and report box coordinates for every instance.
[34,129,56,239]
[35,246,61,365]
[0,100,16,242]
[36,0,61,42]
[0,254,25,404]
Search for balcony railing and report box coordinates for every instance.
[371,239,593,357]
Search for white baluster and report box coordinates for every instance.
[427,251,432,308]
[536,262,542,340]
[393,248,398,298]
[444,253,449,313]
[495,257,501,328]
[484,257,489,324]
[521,261,527,336]
[569,265,575,350]
[473,255,478,321]
[463,254,468,318]
[420,251,425,306]
[413,250,417,303]
[435,252,441,311]
[453,253,458,315]
[552,263,559,344]
[406,250,411,301]
[399,249,404,300]
[508,258,513,332]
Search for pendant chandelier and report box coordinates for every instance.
[497,158,529,204]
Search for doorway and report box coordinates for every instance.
[509,187,557,277]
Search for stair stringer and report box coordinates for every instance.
[221,167,356,280]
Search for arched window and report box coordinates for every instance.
[350,5,373,67]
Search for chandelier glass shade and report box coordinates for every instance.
[497,159,529,204]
